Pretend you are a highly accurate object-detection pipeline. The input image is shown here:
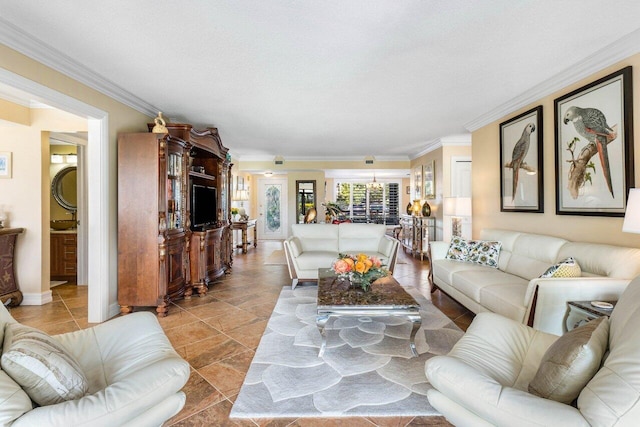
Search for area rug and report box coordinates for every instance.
[264,250,407,265]
[230,285,463,419]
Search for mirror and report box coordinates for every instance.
[52,166,77,212]
[296,180,316,224]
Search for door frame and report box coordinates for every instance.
[0,68,112,322]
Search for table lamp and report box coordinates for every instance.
[623,189,640,233]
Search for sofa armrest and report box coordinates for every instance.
[524,277,630,335]
[378,236,399,273]
[430,241,450,261]
[13,358,189,427]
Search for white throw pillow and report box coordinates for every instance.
[540,257,582,278]
[1,323,88,406]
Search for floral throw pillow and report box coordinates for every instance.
[445,236,473,261]
[540,257,582,278]
[445,237,502,269]
[467,240,502,268]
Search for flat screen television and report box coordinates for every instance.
[191,184,217,229]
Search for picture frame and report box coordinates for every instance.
[554,66,634,217]
[412,165,422,200]
[0,152,12,179]
[423,160,435,199]
[406,185,410,195]
[499,106,543,212]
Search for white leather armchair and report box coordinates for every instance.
[1,304,190,426]
[425,276,640,426]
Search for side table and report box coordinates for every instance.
[231,219,257,254]
[0,228,25,307]
[565,300,616,332]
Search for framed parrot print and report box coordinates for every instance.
[554,66,634,217]
[499,105,543,213]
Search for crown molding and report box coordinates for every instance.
[465,28,640,132]
[235,154,410,162]
[0,17,159,117]
[411,133,471,159]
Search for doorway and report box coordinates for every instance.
[0,68,111,323]
[257,178,288,240]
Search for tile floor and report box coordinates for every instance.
[9,240,474,426]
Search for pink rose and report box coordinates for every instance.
[370,256,382,268]
[333,259,352,274]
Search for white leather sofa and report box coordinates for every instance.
[431,228,640,335]
[425,274,640,427]
[283,223,399,289]
[0,304,190,426]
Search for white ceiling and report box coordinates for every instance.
[1,1,640,163]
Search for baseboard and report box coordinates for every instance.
[21,290,53,305]
[108,302,121,320]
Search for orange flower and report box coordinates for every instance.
[354,261,366,274]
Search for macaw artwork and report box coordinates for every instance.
[507,122,536,201]
[563,106,618,199]
[499,105,543,213]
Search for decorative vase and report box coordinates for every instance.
[422,201,431,217]
[406,202,412,215]
[349,273,373,292]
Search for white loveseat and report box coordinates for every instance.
[283,223,399,289]
[425,274,640,426]
[0,304,190,426]
[431,228,640,335]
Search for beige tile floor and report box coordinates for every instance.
[9,240,474,427]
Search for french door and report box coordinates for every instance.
[257,178,288,240]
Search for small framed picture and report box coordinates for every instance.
[554,66,634,216]
[423,160,435,199]
[406,185,410,194]
[0,152,12,179]
[500,106,543,212]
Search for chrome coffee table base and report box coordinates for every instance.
[316,268,422,358]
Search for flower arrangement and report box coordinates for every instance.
[231,207,239,215]
[331,253,389,291]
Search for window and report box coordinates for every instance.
[335,181,400,225]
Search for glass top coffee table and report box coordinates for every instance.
[316,268,422,357]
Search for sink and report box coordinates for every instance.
[50,220,77,230]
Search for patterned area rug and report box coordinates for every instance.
[230,286,463,419]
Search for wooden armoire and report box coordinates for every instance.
[117,123,232,316]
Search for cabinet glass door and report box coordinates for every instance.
[167,152,183,230]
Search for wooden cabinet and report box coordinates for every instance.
[399,214,435,261]
[117,132,190,317]
[0,228,25,307]
[50,232,77,280]
[167,124,233,291]
[117,124,232,316]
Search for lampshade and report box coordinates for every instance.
[623,189,640,233]
[444,197,471,217]
[233,189,249,202]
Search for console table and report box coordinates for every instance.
[0,228,25,307]
[231,219,257,253]
[399,214,435,260]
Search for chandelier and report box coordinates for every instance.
[366,172,383,190]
